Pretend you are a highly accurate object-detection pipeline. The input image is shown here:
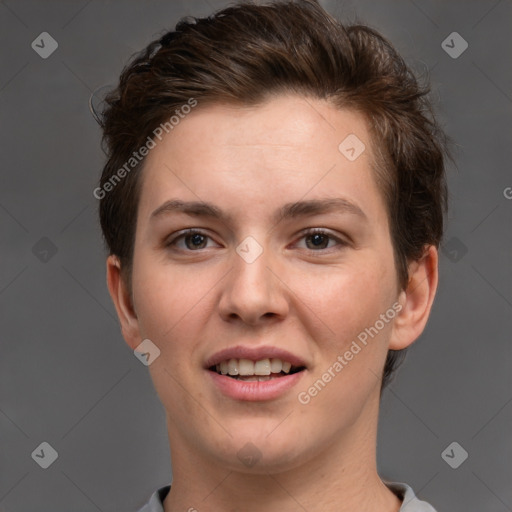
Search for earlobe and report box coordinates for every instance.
[389,245,439,350]
[106,255,141,350]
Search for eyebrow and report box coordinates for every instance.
[150,197,367,224]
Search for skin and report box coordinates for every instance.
[107,95,438,512]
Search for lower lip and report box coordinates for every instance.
[207,370,305,401]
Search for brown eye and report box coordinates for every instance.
[305,232,330,250]
[296,229,347,252]
[184,232,208,250]
[166,229,217,251]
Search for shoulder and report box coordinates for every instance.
[136,485,171,512]
[386,481,438,512]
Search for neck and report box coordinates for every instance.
[163,392,401,512]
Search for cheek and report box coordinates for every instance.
[292,262,396,424]
[294,254,396,341]
[130,251,219,402]
[131,256,208,412]
[131,249,206,340]
[132,275,177,339]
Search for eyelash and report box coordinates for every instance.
[165,228,348,253]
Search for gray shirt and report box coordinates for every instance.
[137,482,437,511]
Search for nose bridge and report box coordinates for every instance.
[233,234,274,298]
[219,234,288,324]
[235,239,270,287]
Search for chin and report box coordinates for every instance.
[209,426,314,475]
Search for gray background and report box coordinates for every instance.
[1,0,511,511]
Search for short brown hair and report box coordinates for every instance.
[97,0,449,389]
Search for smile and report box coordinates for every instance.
[210,358,305,381]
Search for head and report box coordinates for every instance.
[99,0,448,473]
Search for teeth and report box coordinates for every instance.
[214,357,296,376]
[270,358,282,373]
[254,359,271,375]
[228,359,239,375]
[232,375,272,382]
[239,359,254,376]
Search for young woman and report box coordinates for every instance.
[97,1,448,510]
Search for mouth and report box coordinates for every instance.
[208,358,306,381]
[204,345,308,400]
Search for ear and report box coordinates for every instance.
[389,245,439,350]
[106,255,141,350]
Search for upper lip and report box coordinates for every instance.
[204,345,307,370]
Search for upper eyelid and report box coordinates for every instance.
[294,229,348,249]
[166,228,220,246]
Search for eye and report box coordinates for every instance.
[295,228,347,252]
[166,229,218,251]
[165,228,347,253]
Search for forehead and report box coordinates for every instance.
[137,95,386,223]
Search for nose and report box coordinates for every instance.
[217,240,289,326]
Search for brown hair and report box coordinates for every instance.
[98,0,449,389]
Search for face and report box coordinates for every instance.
[121,95,407,473]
